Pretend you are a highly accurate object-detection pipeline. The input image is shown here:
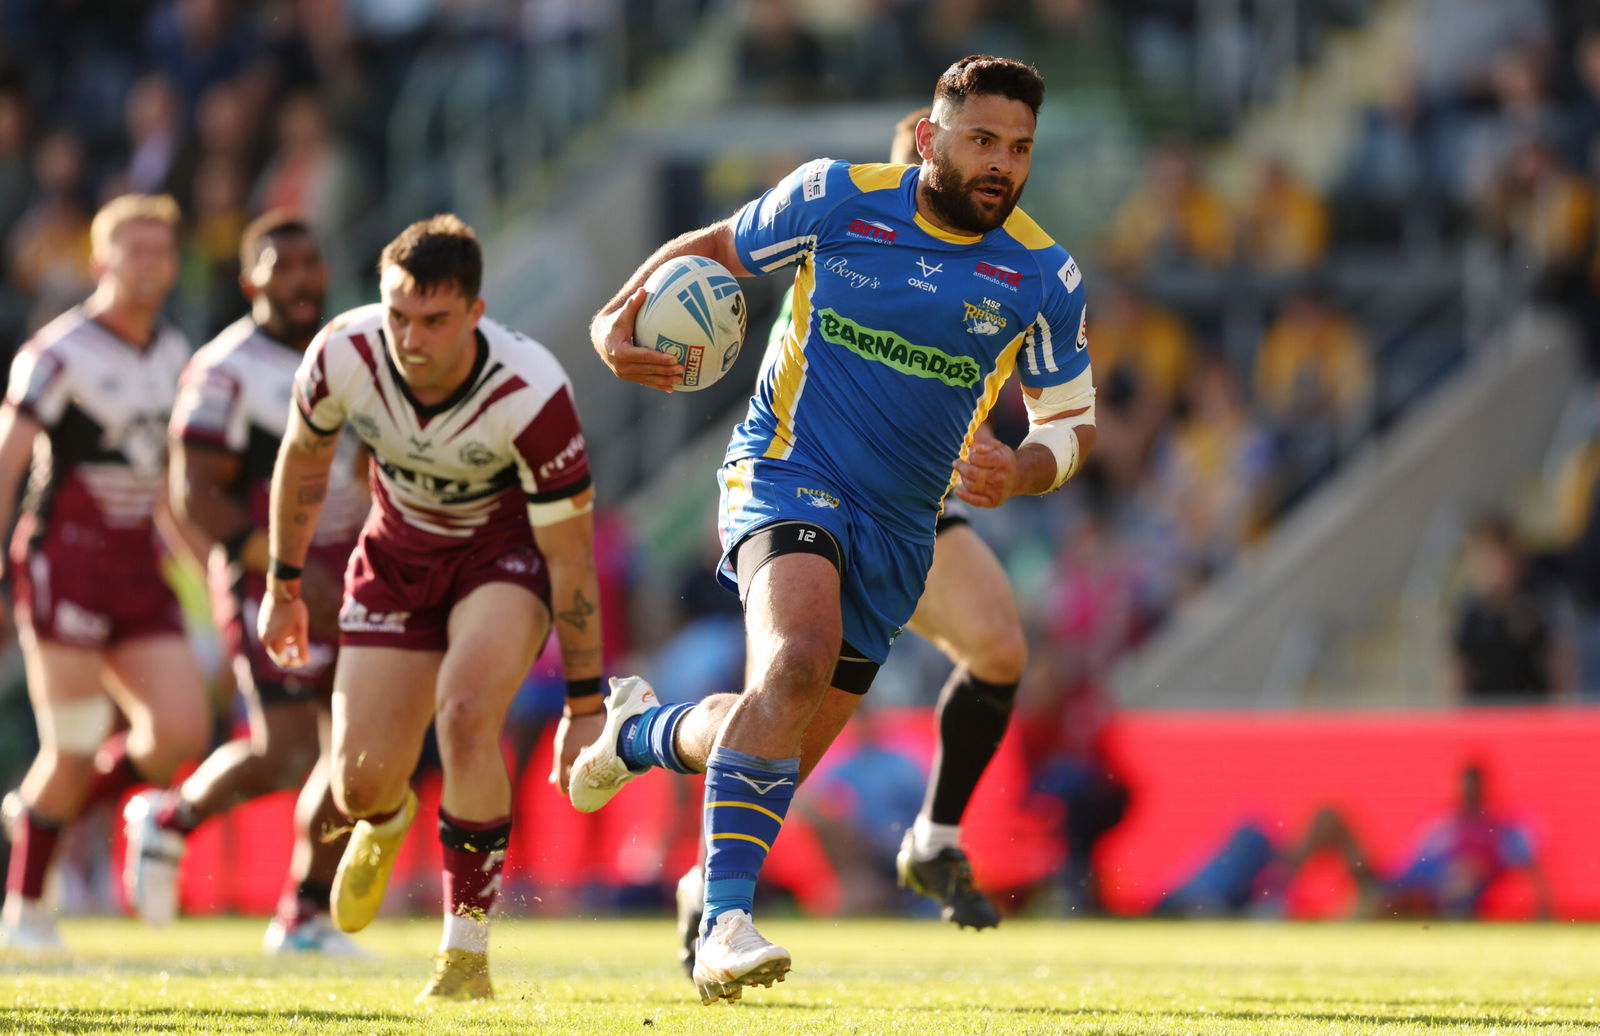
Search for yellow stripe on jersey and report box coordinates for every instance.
[723,458,754,523]
[1002,206,1056,251]
[946,332,1026,501]
[763,257,816,459]
[848,162,913,193]
[914,210,981,244]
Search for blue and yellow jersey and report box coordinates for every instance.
[729,159,1090,538]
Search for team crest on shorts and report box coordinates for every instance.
[796,486,840,509]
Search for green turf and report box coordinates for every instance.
[2,917,1597,1034]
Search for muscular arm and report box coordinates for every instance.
[590,218,751,391]
[954,386,1097,507]
[531,488,604,686]
[265,406,340,594]
[532,487,608,792]
[170,442,270,572]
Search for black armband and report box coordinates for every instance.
[269,558,304,581]
[565,677,602,700]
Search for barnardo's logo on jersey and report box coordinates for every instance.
[796,486,840,509]
[823,256,880,290]
[974,261,1024,290]
[1076,305,1089,351]
[816,308,981,388]
[963,299,1007,336]
[459,441,495,467]
[847,219,897,244]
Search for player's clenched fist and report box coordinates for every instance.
[258,582,312,670]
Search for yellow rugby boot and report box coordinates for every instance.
[415,948,493,1002]
[331,789,418,933]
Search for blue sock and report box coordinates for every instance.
[700,746,800,935]
[617,702,697,774]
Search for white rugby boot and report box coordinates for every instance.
[263,914,374,957]
[122,790,184,926]
[0,896,65,954]
[692,909,790,1005]
[568,676,659,813]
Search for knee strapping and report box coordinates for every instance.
[38,696,113,755]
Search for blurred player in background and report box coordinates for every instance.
[0,195,209,951]
[670,104,1026,976]
[258,215,605,1001]
[578,56,1094,1004]
[121,212,370,955]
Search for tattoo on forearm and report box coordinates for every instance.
[296,479,327,506]
[557,589,596,631]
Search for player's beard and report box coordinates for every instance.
[921,146,1024,234]
[271,288,326,345]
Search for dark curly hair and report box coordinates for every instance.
[933,55,1045,118]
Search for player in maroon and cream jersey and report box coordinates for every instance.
[121,213,372,955]
[0,195,210,952]
[258,214,605,1001]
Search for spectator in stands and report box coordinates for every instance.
[1156,762,1553,920]
[144,0,263,120]
[1146,354,1274,590]
[734,0,831,107]
[1335,69,1439,244]
[1102,142,1234,275]
[1567,29,1600,175]
[1253,284,1373,501]
[1237,154,1329,276]
[1448,511,1574,704]
[1477,133,1596,306]
[252,92,356,277]
[1553,427,1600,698]
[1413,0,1551,113]
[4,131,94,333]
[0,86,34,352]
[1080,281,1193,495]
[117,76,184,198]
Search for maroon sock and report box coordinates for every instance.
[438,809,511,919]
[81,733,142,812]
[6,809,64,900]
[274,878,332,929]
[154,790,200,835]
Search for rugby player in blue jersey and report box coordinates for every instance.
[662,106,1027,978]
[573,56,1096,1004]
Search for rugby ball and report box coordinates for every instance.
[636,255,747,392]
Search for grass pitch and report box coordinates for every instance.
[2,916,1598,1034]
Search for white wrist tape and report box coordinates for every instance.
[1021,368,1095,490]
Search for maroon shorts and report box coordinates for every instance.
[216,539,355,706]
[11,536,185,649]
[339,524,551,652]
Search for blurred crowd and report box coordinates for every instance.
[1,0,1594,924]
[0,0,715,350]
